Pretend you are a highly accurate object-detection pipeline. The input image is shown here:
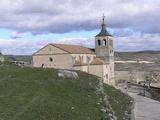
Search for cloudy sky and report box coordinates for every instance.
[0,0,160,55]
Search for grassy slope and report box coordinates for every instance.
[0,63,101,120]
[104,84,132,120]
[0,62,131,120]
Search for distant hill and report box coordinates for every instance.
[114,51,160,71]
[115,51,160,62]
[5,55,32,63]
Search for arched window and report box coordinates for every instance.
[103,39,107,46]
[98,40,101,46]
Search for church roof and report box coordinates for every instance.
[96,26,112,37]
[96,15,112,37]
[52,44,94,54]
[90,58,105,65]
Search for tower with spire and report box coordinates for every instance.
[95,15,114,85]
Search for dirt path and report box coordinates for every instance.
[128,92,160,120]
[118,84,160,120]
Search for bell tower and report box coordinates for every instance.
[95,15,114,63]
[95,15,115,85]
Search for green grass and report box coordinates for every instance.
[0,62,131,120]
[0,62,102,120]
[104,84,132,120]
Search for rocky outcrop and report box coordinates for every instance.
[58,70,79,79]
[96,78,117,120]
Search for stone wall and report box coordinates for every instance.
[115,71,148,84]
[33,54,73,69]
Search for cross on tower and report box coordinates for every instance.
[102,14,105,24]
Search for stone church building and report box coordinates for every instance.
[32,17,115,85]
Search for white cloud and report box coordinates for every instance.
[114,33,160,51]
[0,0,160,54]
[0,37,95,55]
[0,0,159,34]
[10,31,24,39]
[1,33,160,55]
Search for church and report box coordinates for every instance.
[32,17,115,85]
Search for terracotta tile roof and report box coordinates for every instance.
[73,60,87,66]
[51,44,94,54]
[90,58,105,65]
